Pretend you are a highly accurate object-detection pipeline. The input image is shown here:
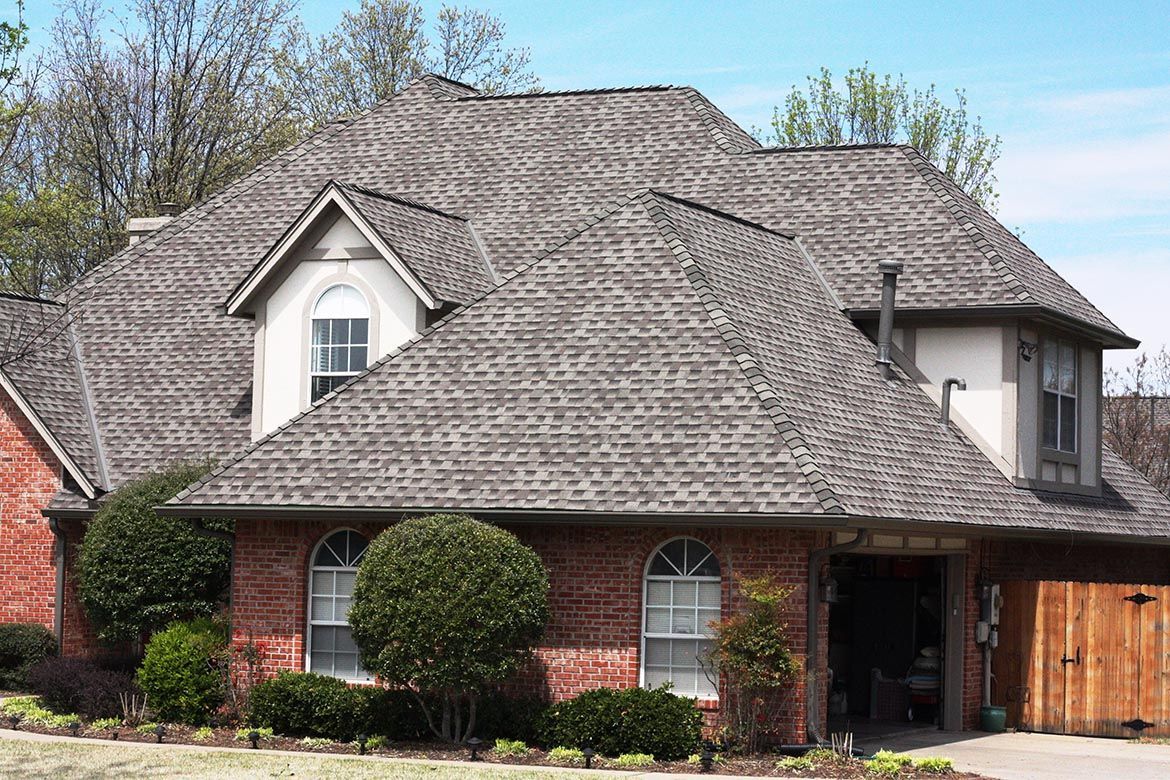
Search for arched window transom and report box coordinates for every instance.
[310,284,370,402]
[642,538,721,698]
[308,529,370,681]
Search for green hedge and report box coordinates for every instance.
[137,619,226,724]
[538,686,702,760]
[0,623,57,690]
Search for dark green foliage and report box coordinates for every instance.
[27,657,138,718]
[247,672,429,741]
[348,514,549,741]
[470,690,548,743]
[137,619,226,724]
[538,686,703,760]
[0,623,56,689]
[76,461,231,643]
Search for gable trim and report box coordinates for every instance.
[225,183,438,315]
[0,370,98,499]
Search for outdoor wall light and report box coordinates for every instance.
[357,733,368,755]
[466,736,482,761]
[700,741,716,773]
[1018,339,1038,362]
[248,729,260,749]
[68,721,81,738]
[582,746,595,769]
[154,724,166,743]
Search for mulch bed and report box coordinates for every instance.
[3,721,995,778]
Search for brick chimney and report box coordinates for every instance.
[126,202,180,246]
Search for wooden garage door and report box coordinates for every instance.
[995,580,1170,738]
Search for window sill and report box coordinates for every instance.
[1013,477,1101,498]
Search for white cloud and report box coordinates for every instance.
[996,130,1170,223]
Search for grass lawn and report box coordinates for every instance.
[0,738,583,779]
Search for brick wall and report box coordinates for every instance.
[231,518,822,742]
[0,393,62,632]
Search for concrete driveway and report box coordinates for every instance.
[874,729,1170,780]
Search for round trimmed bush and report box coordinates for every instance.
[538,686,703,760]
[0,623,57,690]
[137,619,226,724]
[76,461,231,643]
[348,514,549,742]
[248,672,362,740]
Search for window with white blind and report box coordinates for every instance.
[307,529,370,681]
[309,284,370,403]
[642,538,721,699]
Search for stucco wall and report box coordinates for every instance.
[914,326,1006,456]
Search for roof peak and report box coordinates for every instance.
[456,84,679,101]
[329,180,468,222]
[749,141,909,154]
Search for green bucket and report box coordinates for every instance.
[980,705,1007,733]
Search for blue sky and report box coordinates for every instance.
[10,1,1169,371]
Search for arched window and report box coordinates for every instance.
[642,538,721,698]
[310,284,370,402]
[308,529,370,681]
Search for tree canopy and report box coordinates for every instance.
[770,64,1001,209]
[348,514,549,742]
[1105,348,1170,495]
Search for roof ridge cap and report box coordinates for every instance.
[637,192,845,515]
[64,314,111,491]
[900,146,1034,305]
[418,73,479,99]
[750,141,907,154]
[678,86,761,154]
[646,190,794,239]
[331,181,468,221]
[172,191,647,504]
[456,84,678,101]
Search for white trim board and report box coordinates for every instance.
[0,370,98,499]
[226,184,438,315]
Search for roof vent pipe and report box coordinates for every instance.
[941,377,967,424]
[875,260,904,380]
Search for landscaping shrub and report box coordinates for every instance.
[492,738,528,756]
[27,657,138,719]
[349,514,549,742]
[547,746,585,765]
[537,686,702,760]
[248,672,359,740]
[137,619,227,724]
[615,753,655,768]
[913,756,955,774]
[76,461,231,643]
[355,686,429,741]
[0,623,57,690]
[470,690,548,742]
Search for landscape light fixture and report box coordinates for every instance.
[248,729,260,749]
[700,741,716,773]
[68,721,81,738]
[357,733,368,755]
[154,724,166,743]
[582,746,595,769]
[466,736,482,761]
[7,714,20,730]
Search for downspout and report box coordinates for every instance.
[806,529,869,743]
[47,518,66,649]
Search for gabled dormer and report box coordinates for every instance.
[226,181,495,435]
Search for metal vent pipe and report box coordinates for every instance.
[875,260,904,380]
[941,377,967,424]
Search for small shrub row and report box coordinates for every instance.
[537,685,702,760]
[0,623,57,690]
[247,672,427,742]
[27,657,137,719]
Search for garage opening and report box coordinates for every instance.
[826,553,949,737]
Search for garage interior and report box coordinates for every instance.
[826,553,949,736]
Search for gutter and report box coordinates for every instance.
[47,518,66,648]
[806,529,869,743]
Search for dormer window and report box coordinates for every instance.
[310,284,370,402]
[1042,338,1077,453]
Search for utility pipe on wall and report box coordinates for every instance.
[806,529,869,743]
[875,260,904,381]
[940,377,967,424]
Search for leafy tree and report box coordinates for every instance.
[279,1,538,128]
[1105,348,1170,495]
[770,64,1001,209]
[706,576,799,753]
[76,460,231,644]
[348,514,549,742]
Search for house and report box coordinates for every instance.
[3,74,1170,742]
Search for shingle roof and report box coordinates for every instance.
[0,294,106,492]
[171,192,1170,539]
[39,74,1136,513]
[332,182,495,301]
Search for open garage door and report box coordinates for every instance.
[995,580,1170,738]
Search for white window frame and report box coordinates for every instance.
[305,528,372,683]
[309,284,371,403]
[640,537,721,701]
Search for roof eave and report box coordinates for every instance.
[848,304,1139,349]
